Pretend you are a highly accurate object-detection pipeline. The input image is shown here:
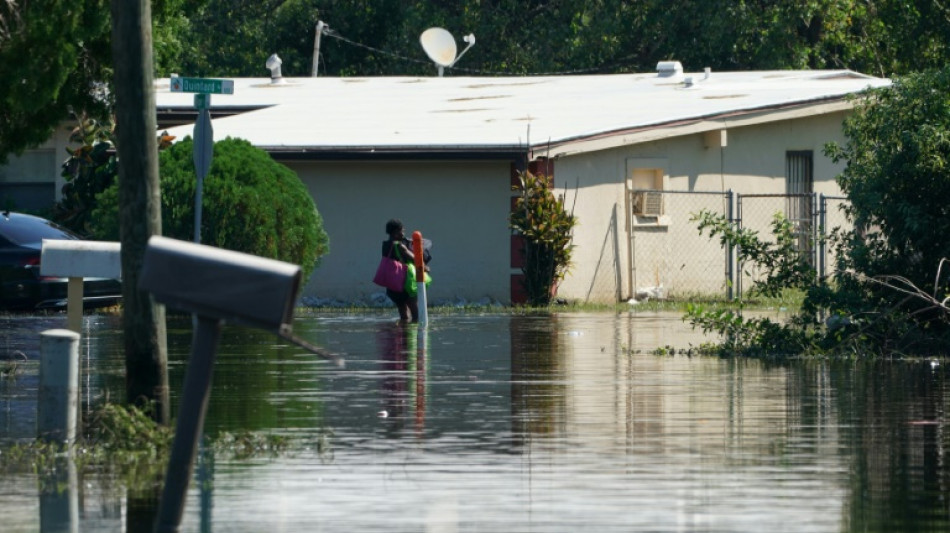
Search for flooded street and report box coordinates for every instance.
[1,310,948,532]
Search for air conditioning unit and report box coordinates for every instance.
[632,191,664,216]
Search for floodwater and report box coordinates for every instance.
[1,310,948,532]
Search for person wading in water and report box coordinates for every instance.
[381,219,430,323]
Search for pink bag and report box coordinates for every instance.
[373,252,407,291]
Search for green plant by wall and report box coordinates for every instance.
[89,137,329,280]
[52,112,117,235]
[687,209,822,356]
[509,170,577,306]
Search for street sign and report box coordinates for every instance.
[194,93,211,110]
[169,76,233,242]
[170,76,234,95]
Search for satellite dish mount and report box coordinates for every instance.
[420,27,475,77]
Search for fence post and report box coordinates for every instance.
[37,329,81,445]
[818,193,827,279]
[726,190,737,300]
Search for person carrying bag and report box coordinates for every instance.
[374,219,430,323]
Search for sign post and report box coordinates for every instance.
[412,231,428,327]
[170,77,234,243]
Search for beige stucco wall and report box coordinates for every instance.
[2,109,853,306]
[0,125,73,206]
[291,160,513,304]
[552,110,851,303]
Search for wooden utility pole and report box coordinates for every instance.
[111,0,169,424]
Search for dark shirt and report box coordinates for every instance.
[381,238,431,263]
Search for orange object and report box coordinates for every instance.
[412,231,425,282]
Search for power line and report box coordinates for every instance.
[322,29,637,77]
[323,29,430,67]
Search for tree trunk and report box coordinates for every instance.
[111,0,169,424]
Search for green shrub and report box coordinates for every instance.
[90,137,328,280]
[509,170,577,306]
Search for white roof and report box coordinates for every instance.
[155,69,890,158]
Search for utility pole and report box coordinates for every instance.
[311,20,326,77]
[111,0,169,424]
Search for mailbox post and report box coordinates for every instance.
[140,236,340,533]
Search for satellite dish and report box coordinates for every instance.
[420,27,475,76]
[421,27,457,67]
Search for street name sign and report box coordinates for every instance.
[170,76,234,95]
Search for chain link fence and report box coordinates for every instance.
[736,193,815,296]
[628,190,852,300]
[628,190,730,299]
[818,195,851,281]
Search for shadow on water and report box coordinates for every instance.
[0,311,949,532]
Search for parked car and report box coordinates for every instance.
[0,211,122,311]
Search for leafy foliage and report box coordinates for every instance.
[0,0,189,164]
[817,67,950,354]
[686,210,820,356]
[150,1,950,79]
[689,68,950,357]
[0,0,111,164]
[0,402,293,492]
[693,209,817,299]
[52,113,117,235]
[89,137,328,280]
[509,171,576,306]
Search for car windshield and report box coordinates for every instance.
[0,215,79,245]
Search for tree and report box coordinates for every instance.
[819,67,950,352]
[159,1,950,80]
[0,1,111,164]
[89,137,329,280]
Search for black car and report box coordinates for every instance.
[0,212,122,311]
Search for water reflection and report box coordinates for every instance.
[376,323,428,436]
[38,454,78,533]
[0,312,948,532]
[832,360,950,532]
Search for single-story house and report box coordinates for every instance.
[1,63,890,304]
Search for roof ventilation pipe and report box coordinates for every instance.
[656,61,683,78]
[704,67,711,80]
[266,54,285,84]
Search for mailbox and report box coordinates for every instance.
[139,236,301,333]
[145,235,341,533]
[41,240,122,279]
[41,239,122,333]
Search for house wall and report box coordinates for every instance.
[552,110,851,303]
[0,126,73,211]
[1,109,853,307]
[291,159,514,304]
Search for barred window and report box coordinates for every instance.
[786,150,814,262]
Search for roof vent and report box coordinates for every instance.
[656,61,683,78]
[266,54,285,84]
